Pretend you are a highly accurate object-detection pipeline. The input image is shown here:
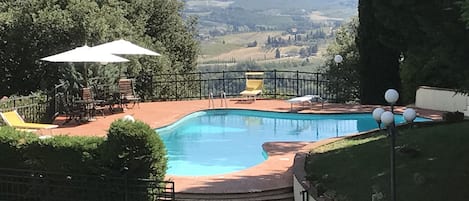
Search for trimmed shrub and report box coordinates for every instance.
[103,119,167,181]
[0,120,168,201]
[0,126,104,173]
[0,127,37,168]
[0,119,167,180]
[23,135,104,174]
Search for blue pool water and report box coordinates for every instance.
[156,109,430,176]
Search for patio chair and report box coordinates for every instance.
[240,72,264,101]
[56,91,84,124]
[0,110,58,130]
[118,78,140,109]
[81,87,106,118]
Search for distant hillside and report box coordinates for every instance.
[185,0,357,17]
[232,0,357,17]
[185,0,357,71]
[184,0,357,35]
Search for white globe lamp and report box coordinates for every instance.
[122,115,135,122]
[373,107,385,129]
[334,55,343,64]
[372,108,385,122]
[403,108,417,123]
[384,89,399,104]
[381,111,394,126]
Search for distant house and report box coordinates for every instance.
[197,33,210,40]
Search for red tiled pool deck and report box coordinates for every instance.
[42,99,443,194]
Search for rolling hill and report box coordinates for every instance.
[183,0,358,70]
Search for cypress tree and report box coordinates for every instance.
[275,48,281,59]
[357,0,401,104]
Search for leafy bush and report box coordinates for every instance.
[0,121,168,201]
[0,127,37,169]
[103,119,167,181]
[23,135,104,174]
[323,17,360,103]
[0,119,167,181]
[0,126,104,173]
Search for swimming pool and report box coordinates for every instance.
[156,109,430,176]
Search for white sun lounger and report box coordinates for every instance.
[286,95,323,111]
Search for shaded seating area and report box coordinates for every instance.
[240,72,264,101]
[59,80,141,121]
[56,83,127,124]
[59,87,106,124]
[0,110,58,131]
[118,78,141,109]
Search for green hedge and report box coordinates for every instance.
[103,119,167,180]
[0,119,167,181]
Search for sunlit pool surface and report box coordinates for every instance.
[156,109,430,176]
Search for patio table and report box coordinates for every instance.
[74,99,106,120]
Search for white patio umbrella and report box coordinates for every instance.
[91,39,161,77]
[91,39,161,56]
[41,45,129,86]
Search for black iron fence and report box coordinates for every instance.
[142,70,335,101]
[0,94,52,124]
[1,70,336,123]
[0,168,175,201]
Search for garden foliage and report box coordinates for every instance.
[323,17,360,103]
[0,120,167,181]
[104,119,167,180]
[0,0,198,97]
[358,0,469,103]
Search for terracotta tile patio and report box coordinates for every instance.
[40,98,443,193]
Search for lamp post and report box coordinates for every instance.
[333,55,343,102]
[372,89,416,201]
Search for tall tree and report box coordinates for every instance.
[358,0,469,103]
[138,0,199,73]
[324,17,360,103]
[357,0,401,105]
[0,0,198,96]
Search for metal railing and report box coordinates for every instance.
[144,70,335,101]
[0,70,336,123]
[0,94,52,124]
[0,168,175,201]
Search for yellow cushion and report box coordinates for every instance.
[12,122,58,129]
[240,90,262,96]
[245,80,263,90]
[1,110,58,129]
[2,111,24,125]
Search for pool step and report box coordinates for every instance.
[175,186,293,201]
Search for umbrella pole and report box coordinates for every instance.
[84,63,88,87]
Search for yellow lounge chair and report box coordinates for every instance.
[0,110,58,130]
[240,72,264,101]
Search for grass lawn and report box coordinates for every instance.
[305,121,469,201]
[199,42,243,57]
[199,31,283,58]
